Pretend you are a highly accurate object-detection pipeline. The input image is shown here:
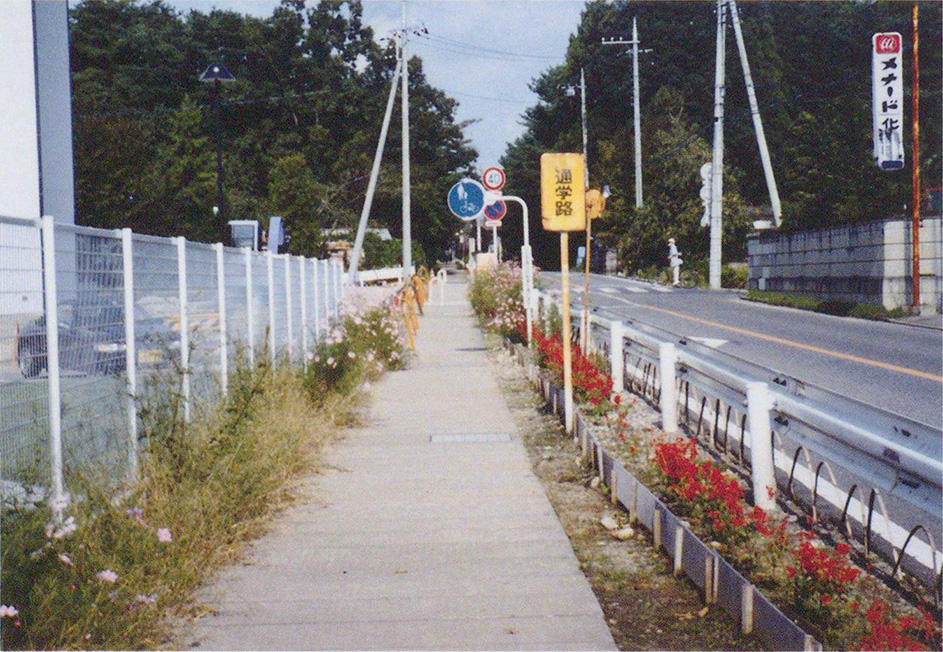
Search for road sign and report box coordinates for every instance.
[447,179,486,221]
[482,166,506,191]
[872,32,904,170]
[484,200,507,222]
[484,219,503,228]
[540,153,585,232]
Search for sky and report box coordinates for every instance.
[169,0,587,169]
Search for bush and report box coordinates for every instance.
[302,301,408,403]
[746,291,904,321]
[468,262,528,343]
[721,263,748,289]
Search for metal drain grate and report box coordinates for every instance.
[430,433,512,443]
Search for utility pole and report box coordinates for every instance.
[601,20,647,209]
[348,56,403,283]
[580,67,592,351]
[911,2,921,308]
[708,0,727,290]
[401,0,412,278]
[728,1,781,227]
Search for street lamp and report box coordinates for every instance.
[199,62,236,245]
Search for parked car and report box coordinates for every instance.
[15,302,178,379]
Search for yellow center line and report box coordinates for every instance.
[599,292,943,383]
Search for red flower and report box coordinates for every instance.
[820,594,833,607]
[786,566,796,578]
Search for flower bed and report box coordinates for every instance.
[504,339,941,651]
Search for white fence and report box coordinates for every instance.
[1,215,345,504]
[531,288,942,599]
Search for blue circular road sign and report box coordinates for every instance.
[447,179,486,221]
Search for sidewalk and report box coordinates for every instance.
[186,278,617,651]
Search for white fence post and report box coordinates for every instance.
[299,256,308,365]
[267,249,276,360]
[244,248,255,365]
[610,320,624,393]
[120,228,138,478]
[746,382,777,510]
[322,259,332,322]
[333,259,342,316]
[659,343,678,434]
[312,258,321,342]
[283,255,293,361]
[176,237,190,423]
[41,216,66,513]
[215,243,228,396]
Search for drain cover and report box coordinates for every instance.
[430,433,512,443]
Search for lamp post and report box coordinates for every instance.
[199,62,236,245]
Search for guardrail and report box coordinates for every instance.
[510,344,823,650]
[531,288,942,600]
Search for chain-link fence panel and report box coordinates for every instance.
[184,242,221,406]
[54,224,129,479]
[223,248,249,369]
[251,252,270,360]
[131,234,183,438]
[0,217,48,486]
[289,256,304,363]
[271,254,288,357]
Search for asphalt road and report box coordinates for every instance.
[541,273,943,429]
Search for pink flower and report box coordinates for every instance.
[156,528,172,543]
[327,357,335,366]
[58,553,73,566]
[347,351,356,359]
[96,569,118,583]
[135,594,156,605]
[0,605,19,618]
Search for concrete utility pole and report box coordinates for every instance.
[347,55,403,283]
[580,67,591,351]
[911,2,921,308]
[401,0,412,278]
[728,1,781,227]
[601,20,647,208]
[708,0,727,290]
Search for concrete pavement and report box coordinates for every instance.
[186,278,617,651]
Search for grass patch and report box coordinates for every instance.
[745,290,907,321]
[2,299,409,650]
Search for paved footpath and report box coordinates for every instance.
[187,279,617,651]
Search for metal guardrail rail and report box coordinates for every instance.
[533,288,942,598]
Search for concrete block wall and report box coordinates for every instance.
[748,218,943,313]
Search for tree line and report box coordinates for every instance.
[499,1,941,275]
[71,0,477,265]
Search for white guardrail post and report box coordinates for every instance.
[244,248,255,365]
[746,381,777,510]
[120,228,138,477]
[176,237,190,423]
[215,243,228,396]
[41,216,66,514]
[659,343,679,434]
[610,320,625,393]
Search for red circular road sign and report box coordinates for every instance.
[482,166,506,191]
[484,200,507,221]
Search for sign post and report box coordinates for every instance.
[540,153,586,434]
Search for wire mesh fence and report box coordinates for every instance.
[0,215,343,504]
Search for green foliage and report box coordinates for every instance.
[302,301,408,402]
[500,1,942,271]
[1,361,334,650]
[721,264,749,289]
[70,1,477,264]
[468,263,527,343]
[745,290,906,320]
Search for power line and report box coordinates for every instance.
[442,88,535,105]
[420,33,559,61]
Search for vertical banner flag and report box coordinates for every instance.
[872,32,904,170]
[540,153,586,231]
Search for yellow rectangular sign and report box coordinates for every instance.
[540,153,586,232]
